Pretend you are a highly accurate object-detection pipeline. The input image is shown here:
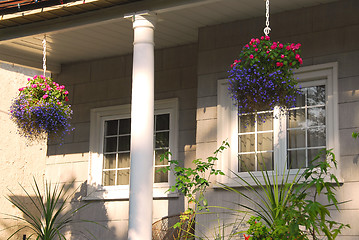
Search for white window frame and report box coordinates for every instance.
[86,98,178,200]
[217,62,340,185]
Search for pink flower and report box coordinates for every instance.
[27,78,31,81]
[18,87,24,91]
[276,62,281,67]
[256,38,260,43]
[60,85,65,89]
[295,54,300,60]
[65,97,69,102]
[249,54,254,59]
[245,44,249,48]
[31,84,37,88]
[281,54,285,58]
[265,36,270,40]
[266,50,270,54]
[298,58,303,64]
[261,36,264,40]
[255,48,258,52]
[40,75,45,79]
[43,94,48,99]
[253,45,256,48]
[57,102,62,105]
[279,43,284,49]
[270,45,276,50]
[33,75,37,79]
[64,91,69,95]
[286,45,291,51]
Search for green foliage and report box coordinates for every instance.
[352,132,359,139]
[221,149,349,240]
[158,141,230,240]
[245,217,271,240]
[284,149,350,240]
[159,141,229,213]
[5,178,96,240]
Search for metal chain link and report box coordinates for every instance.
[42,34,46,76]
[264,0,271,36]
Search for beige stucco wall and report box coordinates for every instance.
[0,62,47,239]
[196,0,359,238]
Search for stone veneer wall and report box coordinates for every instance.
[196,0,359,239]
[47,44,198,239]
[0,62,46,239]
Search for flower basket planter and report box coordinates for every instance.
[228,36,303,115]
[10,75,73,141]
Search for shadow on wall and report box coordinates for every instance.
[0,179,123,240]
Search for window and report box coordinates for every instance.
[217,63,339,183]
[87,99,178,199]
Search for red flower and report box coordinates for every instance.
[249,54,254,59]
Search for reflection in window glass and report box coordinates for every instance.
[287,85,326,169]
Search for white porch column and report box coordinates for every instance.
[128,13,156,240]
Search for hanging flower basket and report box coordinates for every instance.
[228,36,303,115]
[10,75,73,141]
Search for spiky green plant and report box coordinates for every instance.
[5,178,95,240]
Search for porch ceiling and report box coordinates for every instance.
[0,0,338,73]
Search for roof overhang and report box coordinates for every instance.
[0,0,339,73]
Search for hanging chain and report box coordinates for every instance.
[42,34,47,76]
[264,0,271,36]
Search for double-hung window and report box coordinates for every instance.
[88,98,178,199]
[217,63,339,183]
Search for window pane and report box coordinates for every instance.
[117,170,130,185]
[118,136,130,151]
[155,149,168,165]
[287,150,306,169]
[288,129,305,149]
[239,134,255,152]
[308,148,326,167]
[239,115,255,133]
[257,152,273,171]
[119,118,131,134]
[308,107,325,127]
[103,170,116,186]
[118,153,130,168]
[105,137,117,152]
[103,154,116,169]
[155,132,169,148]
[257,132,273,151]
[156,114,170,131]
[308,127,326,147]
[295,89,306,107]
[105,120,118,136]
[239,154,255,172]
[154,167,168,183]
[288,109,305,128]
[257,114,273,131]
[307,86,325,106]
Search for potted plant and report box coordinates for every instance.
[228,36,303,116]
[10,75,73,141]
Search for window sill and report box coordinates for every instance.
[83,185,179,201]
[214,169,343,189]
